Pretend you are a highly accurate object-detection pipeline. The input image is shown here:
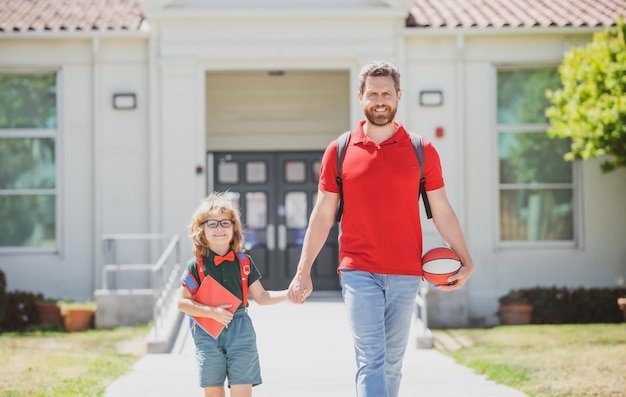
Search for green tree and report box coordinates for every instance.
[546,18,626,173]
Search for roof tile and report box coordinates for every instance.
[0,0,144,32]
[1,0,624,33]
[408,0,626,28]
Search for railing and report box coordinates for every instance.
[99,233,182,342]
[151,235,181,340]
[414,283,433,348]
[101,233,171,290]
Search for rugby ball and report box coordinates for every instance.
[421,247,462,286]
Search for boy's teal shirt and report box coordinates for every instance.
[185,250,262,310]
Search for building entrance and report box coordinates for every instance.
[208,151,340,290]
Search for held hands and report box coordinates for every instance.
[287,272,313,304]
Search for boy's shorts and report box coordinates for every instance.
[193,309,263,388]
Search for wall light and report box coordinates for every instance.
[112,93,137,110]
[419,90,443,107]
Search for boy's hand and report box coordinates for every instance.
[212,304,234,325]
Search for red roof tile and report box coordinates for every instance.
[408,0,626,28]
[1,0,624,33]
[0,0,144,32]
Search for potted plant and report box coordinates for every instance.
[59,301,96,332]
[497,289,533,325]
[34,294,63,325]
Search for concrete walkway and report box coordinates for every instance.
[105,294,527,397]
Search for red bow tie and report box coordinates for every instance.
[214,251,235,266]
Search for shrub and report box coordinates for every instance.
[0,269,6,324]
[0,290,40,332]
[501,286,626,324]
[498,289,531,305]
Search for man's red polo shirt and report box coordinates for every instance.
[319,120,445,276]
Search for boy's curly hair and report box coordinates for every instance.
[188,192,244,257]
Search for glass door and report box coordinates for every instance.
[209,151,340,290]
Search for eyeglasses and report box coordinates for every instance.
[204,219,233,229]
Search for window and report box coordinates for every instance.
[0,73,58,249]
[497,69,575,243]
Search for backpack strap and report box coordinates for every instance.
[408,132,432,219]
[237,252,251,307]
[334,130,432,222]
[335,130,351,222]
[196,255,205,282]
[188,256,206,336]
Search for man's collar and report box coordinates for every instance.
[352,120,407,145]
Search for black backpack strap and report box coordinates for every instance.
[335,131,351,222]
[335,130,432,222]
[409,132,432,219]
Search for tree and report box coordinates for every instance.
[546,18,626,173]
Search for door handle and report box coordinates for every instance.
[267,224,275,251]
[278,224,287,251]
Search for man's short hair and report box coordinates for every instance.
[358,61,401,93]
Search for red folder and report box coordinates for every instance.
[192,275,242,338]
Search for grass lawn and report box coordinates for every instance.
[0,324,150,397]
[433,324,626,397]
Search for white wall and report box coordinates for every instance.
[406,31,626,326]
[99,39,150,237]
[152,10,410,260]
[2,5,625,324]
[0,36,149,301]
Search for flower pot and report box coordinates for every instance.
[62,308,95,332]
[498,304,533,325]
[35,301,63,324]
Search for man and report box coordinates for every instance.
[287,60,474,397]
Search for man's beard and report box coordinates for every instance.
[363,105,397,127]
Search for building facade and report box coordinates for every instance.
[1,0,625,326]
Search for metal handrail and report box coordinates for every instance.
[415,283,429,328]
[415,283,433,348]
[100,233,169,290]
[151,235,181,339]
[99,233,182,341]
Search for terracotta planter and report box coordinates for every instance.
[498,304,533,325]
[62,308,95,332]
[35,301,63,324]
[618,298,626,323]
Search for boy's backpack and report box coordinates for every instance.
[196,252,251,306]
[334,130,432,222]
[188,252,251,337]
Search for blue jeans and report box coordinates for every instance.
[340,270,420,397]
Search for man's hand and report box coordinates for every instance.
[435,263,473,291]
[288,272,313,304]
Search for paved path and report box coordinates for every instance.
[105,295,527,397]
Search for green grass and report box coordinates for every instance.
[0,324,150,397]
[3,323,623,396]
[433,324,626,397]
